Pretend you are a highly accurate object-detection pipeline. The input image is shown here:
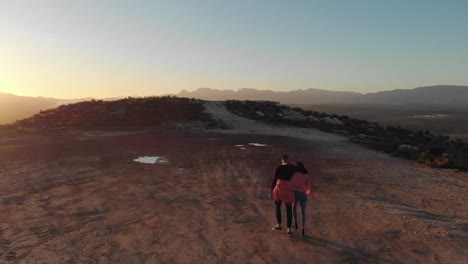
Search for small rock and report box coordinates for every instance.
[307,115,320,122]
[282,109,307,121]
[322,116,344,126]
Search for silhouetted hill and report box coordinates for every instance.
[0,92,89,125]
[6,97,225,131]
[177,85,468,106]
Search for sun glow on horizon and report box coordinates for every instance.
[1,0,467,99]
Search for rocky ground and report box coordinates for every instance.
[0,102,467,263]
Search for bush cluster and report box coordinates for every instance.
[9,96,222,131]
[225,100,468,171]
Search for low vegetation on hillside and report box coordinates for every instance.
[5,96,226,132]
[225,100,468,171]
[297,104,468,140]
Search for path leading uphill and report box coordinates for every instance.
[202,101,343,142]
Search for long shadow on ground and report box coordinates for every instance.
[290,235,401,264]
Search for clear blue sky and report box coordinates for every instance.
[1,0,467,98]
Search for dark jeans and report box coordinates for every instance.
[275,200,292,228]
[293,191,307,228]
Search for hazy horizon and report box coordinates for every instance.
[1,0,468,99]
[2,84,468,100]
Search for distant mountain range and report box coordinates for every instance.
[0,92,89,125]
[177,85,468,106]
[1,85,467,125]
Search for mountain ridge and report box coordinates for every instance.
[0,92,92,125]
[176,85,468,106]
[1,85,468,124]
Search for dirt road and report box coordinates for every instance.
[1,127,467,263]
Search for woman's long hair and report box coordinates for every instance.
[296,162,308,174]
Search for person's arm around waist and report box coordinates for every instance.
[305,174,312,196]
[269,166,279,199]
[270,166,279,190]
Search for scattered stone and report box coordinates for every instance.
[307,115,320,122]
[134,156,168,164]
[398,145,419,152]
[248,143,267,147]
[322,116,344,126]
[282,109,307,121]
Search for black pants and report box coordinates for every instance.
[275,200,292,228]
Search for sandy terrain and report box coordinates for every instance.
[0,103,467,263]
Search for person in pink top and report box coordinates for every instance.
[289,162,311,236]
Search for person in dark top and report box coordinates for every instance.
[269,154,308,234]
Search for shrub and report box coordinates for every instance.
[12,97,224,130]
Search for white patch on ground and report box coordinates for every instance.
[0,138,16,143]
[84,130,152,137]
[134,156,168,164]
[234,144,249,149]
[408,114,449,119]
[248,143,267,147]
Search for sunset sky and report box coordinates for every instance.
[1,0,467,99]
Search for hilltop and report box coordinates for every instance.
[1,98,467,263]
[4,96,226,132]
[3,97,467,171]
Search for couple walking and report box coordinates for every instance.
[269,154,311,236]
